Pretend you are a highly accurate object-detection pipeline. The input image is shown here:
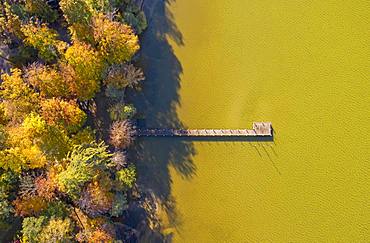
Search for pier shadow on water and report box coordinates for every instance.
[126,0,195,242]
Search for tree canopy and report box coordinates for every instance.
[0,0,146,241]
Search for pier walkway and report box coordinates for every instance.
[137,122,272,137]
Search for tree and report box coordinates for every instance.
[0,69,39,123]
[40,98,86,133]
[57,142,112,200]
[109,120,135,149]
[21,216,46,242]
[108,103,136,121]
[0,1,24,43]
[116,165,136,189]
[2,114,48,171]
[25,63,70,98]
[24,0,58,23]
[119,1,147,34]
[77,181,113,217]
[59,0,93,42]
[93,13,139,64]
[105,63,144,89]
[13,195,47,217]
[39,218,74,242]
[64,41,104,100]
[21,22,67,62]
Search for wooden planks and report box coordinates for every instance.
[136,122,272,137]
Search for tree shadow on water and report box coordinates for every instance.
[126,1,196,242]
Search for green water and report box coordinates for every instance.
[141,1,370,242]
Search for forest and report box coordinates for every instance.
[0,0,150,241]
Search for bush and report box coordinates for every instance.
[109,120,135,149]
[108,103,136,121]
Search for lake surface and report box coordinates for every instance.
[138,1,370,242]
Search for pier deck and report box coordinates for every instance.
[137,122,272,137]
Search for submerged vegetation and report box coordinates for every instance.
[0,0,148,241]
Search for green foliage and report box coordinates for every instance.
[0,2,24,43]
[110,0,147,34]
[85,0,111,13]
[105,84,125,100]
[109,103,136,121]
[25,0,58,23]
[116,165,136,189]
[70,127,95,146]
[21,216,46,242]
[40,201,69,219]
[57,159,94,200]
[21,22,67,62]
[110,192,127,217]
[40,126,72,160]
[0,191,13,222]
[59,0,93,42]
[122,6,147,34]
[57,142,112,199]
[59,0,92,25]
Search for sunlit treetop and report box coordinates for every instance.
[21,22,67,63]
[93,13,139,64]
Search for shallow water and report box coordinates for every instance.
[138,1,370,242]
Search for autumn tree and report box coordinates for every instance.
[109,120,135,149]
[21,216,46,242]
[40,98,86,133]
[59,0,94,42]
[93,13,139,64]
[64,41,104,100]
[0,68,39,123]
[21,22,67,62]
[77,181,113,217]
[0,2,24,43]
[25,63,70,98]
[105,63,144,89]
[39,218,74,242]
[57,142,111,200]
[24,0,58,23]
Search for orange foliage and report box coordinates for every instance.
[13,195,48,217]
[25,63,71,98]
[35,174,57,201]
[88,228,114,242]
[40,98,86,133]
[78,181,113,217]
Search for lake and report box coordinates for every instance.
[137,1,370,242]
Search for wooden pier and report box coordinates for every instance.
[137,122,272,137]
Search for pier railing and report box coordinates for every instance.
[137,122,272,137]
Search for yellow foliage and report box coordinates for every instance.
[93,14,139,64]
[21,22,67,62]
[0,69,40,123]
[0,148,26,173]
[59,0,94,42]
[3,114,49,171]
[64,42,104,100]
[0,2,24,41]
[25,63,71,98]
